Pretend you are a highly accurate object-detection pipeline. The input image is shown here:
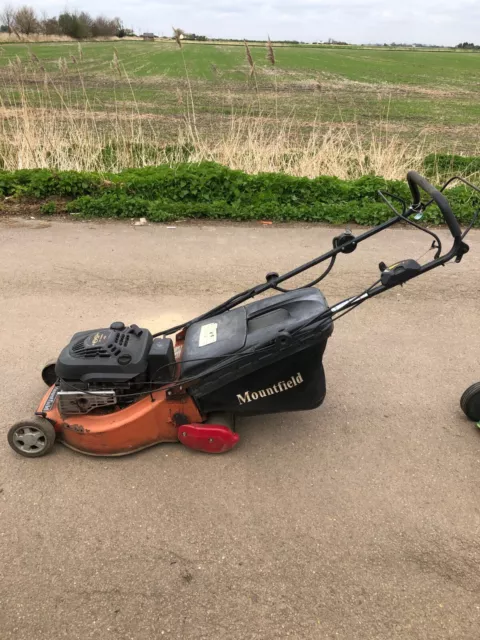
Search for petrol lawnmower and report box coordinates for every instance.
[7,172,478,458]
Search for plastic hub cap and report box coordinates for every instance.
[13,427,46,453]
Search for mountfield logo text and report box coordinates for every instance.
[237,372,304,405]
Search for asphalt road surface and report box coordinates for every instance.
[1,218,480,640]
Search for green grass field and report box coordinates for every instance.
[2,40,480,85]
[0,40,479,174]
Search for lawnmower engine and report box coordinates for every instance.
[54,322,175,416]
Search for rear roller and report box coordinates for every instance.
[460,382,480,423]
[8,417,56,457]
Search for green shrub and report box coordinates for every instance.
[66,193,151,218]
[1,159,479,226]
[40,201,57,214]
[65,191,479,226]
[0,168,104,198]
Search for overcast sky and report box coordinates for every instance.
[7,0,480,45]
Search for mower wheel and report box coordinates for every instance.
[8,417,56,458]
[41,360,57,386]
[460,382,480,422]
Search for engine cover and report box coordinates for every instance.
[55,323,153,384]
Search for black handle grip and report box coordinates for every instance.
[407,171,462,239]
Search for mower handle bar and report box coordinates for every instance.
[407,171,462,240]
[154,171,470,338]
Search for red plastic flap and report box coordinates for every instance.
[178,423,240,454]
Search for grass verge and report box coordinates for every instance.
[1,159,479,226]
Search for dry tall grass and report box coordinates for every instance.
[187,117,427,180]
[0,53,427,179]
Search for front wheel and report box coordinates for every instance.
[460,382,480,422]
[8,417,56,457]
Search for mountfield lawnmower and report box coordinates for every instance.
[7,172,478,458]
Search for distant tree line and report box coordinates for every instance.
[207,37,305,45]
[383,42,444,48]
[456,42,480,49]
[183,33,208,41]
[165,29,304,45]
[0,4,135,38]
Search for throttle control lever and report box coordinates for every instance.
[379,259,422,288]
